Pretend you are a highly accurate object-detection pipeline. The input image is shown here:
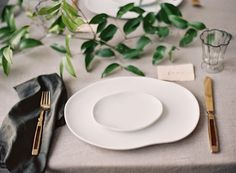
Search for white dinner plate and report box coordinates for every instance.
[83,0,183,19]
[93,91,163,132]
[65,77,200,150]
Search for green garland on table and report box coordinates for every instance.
[0,0,206,78]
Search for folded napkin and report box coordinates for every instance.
[0,73,67,173]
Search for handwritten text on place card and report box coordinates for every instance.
[157,64,195,81]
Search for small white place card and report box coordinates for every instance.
[157,64,195,81]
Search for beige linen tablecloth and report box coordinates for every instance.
[1,0,236,172]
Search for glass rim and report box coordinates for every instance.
[200,29,232,48]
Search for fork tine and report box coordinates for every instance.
[40,92,44,106]
[40,91,50,107]
[48,92,50,105]
[45,91,49,105]
[43,91,46,105]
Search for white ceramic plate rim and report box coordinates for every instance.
[83,0,183,19]
[92,91,163,132]
[65,77,200,150]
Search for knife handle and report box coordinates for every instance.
[32,110,44,156]
[208,113,219,153]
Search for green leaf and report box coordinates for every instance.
[89,13,108,33]
[59,61,64,78]
[179,28,197,47]
[117,3,134,18]
[116,44,142,59]
[136,35,151,50]
[97,21,107,33]
[38,3,61,15]
[85,54,94,72]
[10,26,29,49]
[62,13,78,31]
[168,45,176,62]
[65,34,71,56]
[157,3,182,24]
[144,12,156,25]
[50,43,67,54]
[157,26,169,38]
[101,63,120,77]
[89,13,108,24]
[19,38,43,50]
[48,16,65,34]
[99,24,117,41]
[143,12,157,34]
[130,6,145,15]
[4,7,16,31]
[0,31,13,44]
[61,4,84,32]
[189,21,206,30]
[1,5,14,22]
[73,18,84,27]
[124,65,145,76]
[81,40,97,50]
[0,27,12,39]
[96,48,115,57]
[169,15,188,29]
[152,45,166,65]
[2,57,10,75]
[3,46,13,64]
[160,3,182,16]
[156,9,169,24]
[81,40,98,54]
[115,43,132,54]
[63,53,76,77]
[123,49,141,59]
[123,17,142,35]
[116,43,142,59]
[62,0,78,16]
[143,22,157,34]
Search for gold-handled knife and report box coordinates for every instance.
[204,76,219,153]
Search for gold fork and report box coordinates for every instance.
[32,91,50,156]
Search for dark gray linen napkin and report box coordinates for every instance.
[0,73,67,173]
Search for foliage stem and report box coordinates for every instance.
[71,0,96,39]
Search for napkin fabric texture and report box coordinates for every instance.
[0,73,67,173]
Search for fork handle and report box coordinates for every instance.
[32,110,44,156]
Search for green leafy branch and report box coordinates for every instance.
[36,0,86,77]
[1,1,206,78]
[50,34,77,77]
[0,4,43,75]
[80,3,206,77]
[37,0,84,34]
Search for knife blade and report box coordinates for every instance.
[204,76,219,153]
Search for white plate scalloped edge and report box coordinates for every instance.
[65,77,200,150]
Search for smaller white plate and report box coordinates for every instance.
[93,92,163,132]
